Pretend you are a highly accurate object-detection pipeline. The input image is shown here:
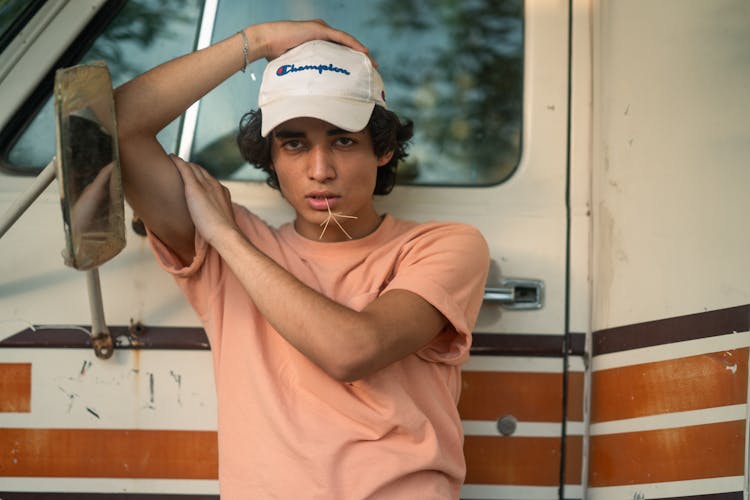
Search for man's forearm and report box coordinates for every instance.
[214,228,384,381]
[114,31,250,138]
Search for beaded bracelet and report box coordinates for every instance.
[238,30,250,73]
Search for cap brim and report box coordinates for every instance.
[260,97,376,137]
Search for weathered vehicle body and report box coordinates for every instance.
[1,1,748,498]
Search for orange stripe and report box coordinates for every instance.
[0,428,217,479]
[465,435,582,485]
[589,420,745,487]
[460,371,584,421]
[0,363,31,412]
[591,348,748,422]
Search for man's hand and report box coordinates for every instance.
[248,20,377,68]
[170,154,238,245]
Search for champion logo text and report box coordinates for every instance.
[276,63,351,77]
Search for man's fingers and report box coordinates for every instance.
[168,154,191,178]
[170,154,206,186]
[169,155,230,204]
[314,21,377,68]
[260,21,377,68]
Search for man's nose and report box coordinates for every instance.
[308,146,336,182]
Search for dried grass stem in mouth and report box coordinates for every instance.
[319,197,358,240]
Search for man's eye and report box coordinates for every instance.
[335,137,356,147]
[282,140,304,150]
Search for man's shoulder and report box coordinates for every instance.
[389,216,485,245]
[382,216,488,268]
[232,203,280,238]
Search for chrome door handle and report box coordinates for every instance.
[484,278,544,310]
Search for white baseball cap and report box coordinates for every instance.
[258,40,386,137]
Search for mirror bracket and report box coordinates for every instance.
[92,331,114,359]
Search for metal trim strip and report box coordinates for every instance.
[593,304,750,356]
[0,325,209,350]
[473,332,586,357]
[592,331,750,371]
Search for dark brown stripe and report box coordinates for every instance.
[472,332,586,356]
[588,420,745,487]
[0,428,217,478]
[460,371,584,421]
[464,435,582,485]
[0,495,218,500]
[1,327,588,357]
[593,304,750,355]
[0,363,31,412]
[650,495,743,500]
[591,348,748,422]
[0,325,209,350]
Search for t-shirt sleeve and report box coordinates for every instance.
[145,204,276,322]
[146,225,225,322]
[383,223,490,365]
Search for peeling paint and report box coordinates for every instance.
[706,351,740,374]
[79,360,92,376]
[170,370,183,406]
[57,385,78,413]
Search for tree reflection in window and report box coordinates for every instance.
[376,0,523,185]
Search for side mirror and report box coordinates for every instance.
[0,62,125,359]
[55,61,125,270]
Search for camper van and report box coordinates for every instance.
[1,1,748,498]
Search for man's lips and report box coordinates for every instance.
[305,193,340,211]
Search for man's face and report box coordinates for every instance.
[270,117,393,242]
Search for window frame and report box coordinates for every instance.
[0,0,47,55]
[0,0,128,176]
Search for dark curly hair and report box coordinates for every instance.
[236,106,413,195]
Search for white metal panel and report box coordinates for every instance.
[0,349,217,430]
[0,478,220,495]
[591,0,750,330]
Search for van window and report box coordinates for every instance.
[191,0,523,186]
[3,0,202,171]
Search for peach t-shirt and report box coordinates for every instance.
[149,206,489,499]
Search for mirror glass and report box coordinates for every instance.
[54,62,125,270]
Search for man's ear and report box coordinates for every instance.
[377,150,394,167]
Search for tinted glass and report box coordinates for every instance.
[4,0,202,170]
[192,0,523,186]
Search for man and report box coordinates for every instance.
[115,20,488,499]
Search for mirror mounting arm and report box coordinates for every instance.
[0,160,57,239]
[86,268,114,359]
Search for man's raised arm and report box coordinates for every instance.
[113,20,372,265]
